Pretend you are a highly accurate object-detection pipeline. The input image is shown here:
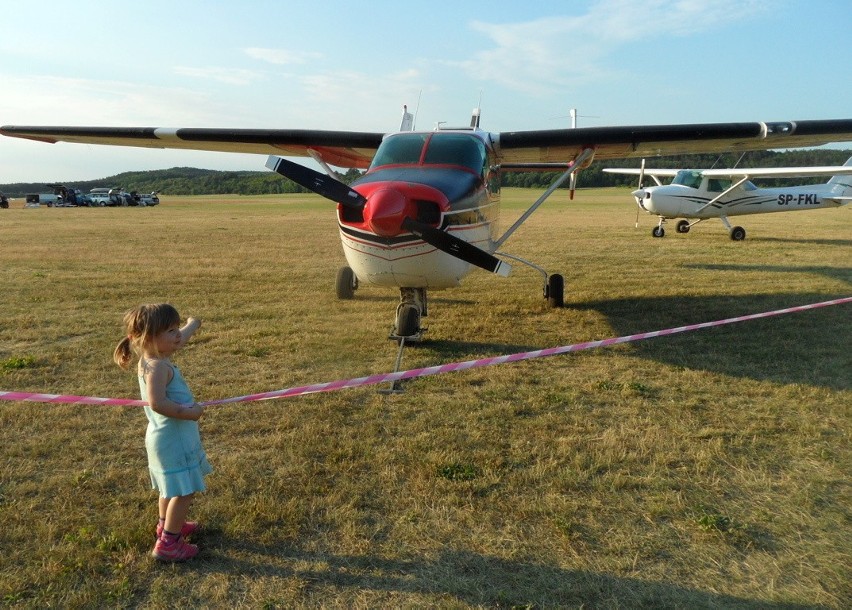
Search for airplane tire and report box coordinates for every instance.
[335,266,357,299]
[676,220,690,234]
[396,304,420,338]
[730,227,746,241]
[652,226,665,238]
[547,274,564,308]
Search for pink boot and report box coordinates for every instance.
[152,533,199,562]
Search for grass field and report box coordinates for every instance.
[0,188,849,608]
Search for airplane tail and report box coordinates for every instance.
[827,156,852,186]
[825,156,852,204]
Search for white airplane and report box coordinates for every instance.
[604,157,852,240]
[3,115,852,340]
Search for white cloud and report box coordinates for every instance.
[460,0,768,94]
[244,47,323,65]
[172,66,263,86]
[0,75,239,125]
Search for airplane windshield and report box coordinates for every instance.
[371,134,428,167]
[672,170,703,189]
[423,134,487,174]
[370,133,487,175]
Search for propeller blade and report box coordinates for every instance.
[265,155,366,208]
[635,159,646,228]
[401,217,511,277]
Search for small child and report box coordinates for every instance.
[114,303,212,562]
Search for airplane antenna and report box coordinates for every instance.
[568,108,599,128]
[413,89,422,131]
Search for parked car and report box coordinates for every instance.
[25,192,62,207]
[89,188,124,206]
[136,192,160,206]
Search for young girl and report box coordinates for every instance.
[114,303,212,562]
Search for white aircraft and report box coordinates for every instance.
[3,116,852,340]
[604,157,852,240]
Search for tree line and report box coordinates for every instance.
[2,149,849,197]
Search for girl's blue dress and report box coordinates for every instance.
[138,361,212,498]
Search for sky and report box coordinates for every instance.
[1,0,850,183]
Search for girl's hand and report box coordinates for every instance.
[176,317,202,349]
[180,403,205,420]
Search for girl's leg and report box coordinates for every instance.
[163,494,194,535]
[158,496,169,520]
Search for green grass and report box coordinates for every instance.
[0,189,849,608]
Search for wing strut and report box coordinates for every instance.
[494,147,595,248]
[693,176,751,214]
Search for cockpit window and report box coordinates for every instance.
[672,170,703,189]
[370,133,487,176]
[423,134,487,174]
[707,178,732,192]
[370,134,428,168]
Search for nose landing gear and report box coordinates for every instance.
[391,287,427,342]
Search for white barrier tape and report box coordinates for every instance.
[2,296,849,408]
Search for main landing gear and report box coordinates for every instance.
[335,266,358,299]
[334,263,564,343]
[720,216,746,241]
[652,217,746,241]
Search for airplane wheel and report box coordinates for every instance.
[396,304,420,338]
[335,266,357,299]
[730,226,746,241]
[546,274,564,308]
[652,226,665,238]
[676,220,690,234]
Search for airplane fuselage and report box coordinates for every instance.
[337,130,500,289]
[637,173,850,220]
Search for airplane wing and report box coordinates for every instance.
[3,119,852,168]
[0,126,385,169]
[695,166,852,179]
[602,168,680,178]
[494,119,852,163]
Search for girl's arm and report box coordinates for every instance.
[143,358,204,421]
[175,317,202,350]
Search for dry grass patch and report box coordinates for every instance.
[0,189,849,607]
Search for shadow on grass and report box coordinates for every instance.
[755,237,852,248]
[187,544,820,608]
[576,292,851,390]
[683,263,851,286]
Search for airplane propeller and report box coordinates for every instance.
[266,156,511,277]
[265,155,366,208]
[401,217,510,277]
[635,158,645,228]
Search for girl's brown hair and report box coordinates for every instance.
[113,304,181,370]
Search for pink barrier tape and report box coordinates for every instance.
[2,296,849,408]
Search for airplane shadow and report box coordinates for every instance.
[186,542,820,608]
[683,263,852,285]
[756,237,852,248]
[575,292,850,391]
[410,338,537,359]
[342,295,477,306]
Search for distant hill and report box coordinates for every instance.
[0,167,331,198]
[1,149,850,197]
